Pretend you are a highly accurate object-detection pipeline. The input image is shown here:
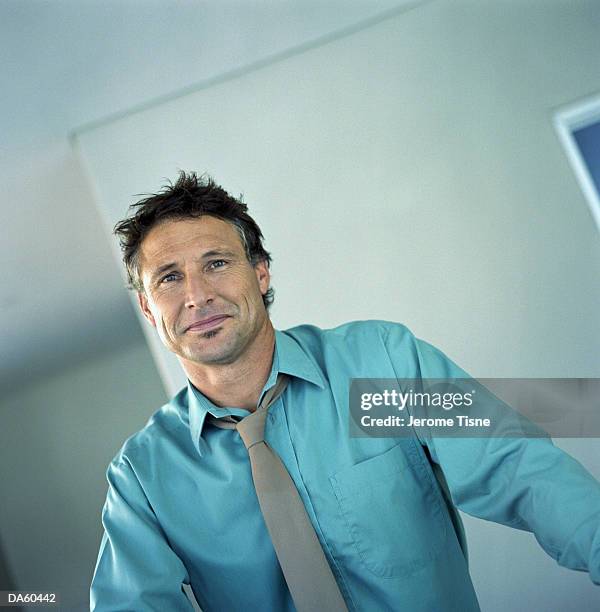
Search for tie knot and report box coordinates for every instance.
[205,374,290,448]
[236,409,268,449]
[237,374,289,449]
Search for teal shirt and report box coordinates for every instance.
[91,321,600,611]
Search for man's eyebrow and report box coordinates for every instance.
[201,249,238,260]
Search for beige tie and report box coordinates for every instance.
[208,375,348,612]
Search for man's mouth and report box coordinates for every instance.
[185,315,230,332]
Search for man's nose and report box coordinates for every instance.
[183,273,214,308]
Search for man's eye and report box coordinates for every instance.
[160,273,178,283]
[208,260,227,270]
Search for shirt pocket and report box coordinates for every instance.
[329,442,447,578]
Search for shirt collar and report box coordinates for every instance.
[187,329,324,456]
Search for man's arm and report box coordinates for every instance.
[90,456,195,611]
[425,424,600,584]
[385,324,600,584]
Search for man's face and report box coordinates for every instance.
[137,216,271,367]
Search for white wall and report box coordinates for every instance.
[76,2,600,610]
[0,341,166,611]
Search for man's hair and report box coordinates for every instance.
[113,171,274,309]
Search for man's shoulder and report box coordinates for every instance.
[282,319,415,346]
[280,320,417,372]
[277,319,427,384]
[109,386,192,471]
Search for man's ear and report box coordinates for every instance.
[254,260,271,296]
[137,291,157,327]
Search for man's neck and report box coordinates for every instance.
[183,323,276,411]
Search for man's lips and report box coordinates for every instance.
[185,315,230,332]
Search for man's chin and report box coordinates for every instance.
[180,338,242,367]
[199,329,220,340]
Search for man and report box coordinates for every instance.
[91,171,600,611]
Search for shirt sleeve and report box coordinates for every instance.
[90,455,195,611]
[384,323,600,585]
